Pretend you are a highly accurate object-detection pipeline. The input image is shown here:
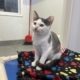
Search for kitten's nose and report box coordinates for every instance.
[35,27,38,31]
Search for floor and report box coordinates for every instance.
[0,44,33,57]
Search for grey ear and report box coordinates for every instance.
[33,11,39,20]
[46,16,54,25]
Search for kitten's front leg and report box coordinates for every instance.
[36,53,50,70]
[32,50,39,67]
[36,47,51,70]
[36,53,46,70]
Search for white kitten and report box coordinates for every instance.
[32,11,61,70]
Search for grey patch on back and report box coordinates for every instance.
[48,35,51,43]
[51,32,61,53]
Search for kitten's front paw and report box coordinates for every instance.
[36,66,42,71]
[46,60,51,64]
[32,61,36,67]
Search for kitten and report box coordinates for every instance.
[32,11,61,70]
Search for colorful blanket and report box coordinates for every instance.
[17,49,80,80]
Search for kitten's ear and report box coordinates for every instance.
[46,16,54,25]
[33,11,39,20]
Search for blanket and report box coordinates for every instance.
[17,49,80,80]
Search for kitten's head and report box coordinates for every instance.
[32,11,54,34]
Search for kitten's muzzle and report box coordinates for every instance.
[34,27,38,31]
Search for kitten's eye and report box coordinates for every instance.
[34,22,36,25]
[40,24,44,27]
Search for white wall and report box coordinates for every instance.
[0,0,29,41]
[67,0,80,52]
[0,0,69,47]
[32,0,68,46]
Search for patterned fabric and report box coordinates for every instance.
[17,49,80,80]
